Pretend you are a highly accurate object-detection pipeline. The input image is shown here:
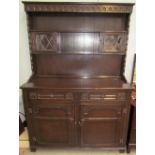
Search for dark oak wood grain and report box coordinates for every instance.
[23,2,133,13]
[21,2,133,152]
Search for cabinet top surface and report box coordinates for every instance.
[21,77,131,90]
[22,1,134,4]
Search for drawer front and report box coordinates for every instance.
[80,91,126,102]
[80,105,122,119]
[28,90,74,101]
[33,103,74,118]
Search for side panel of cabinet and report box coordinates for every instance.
[22,90,37,151]
[80,105,123,147]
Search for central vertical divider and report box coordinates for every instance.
[74,92,81,146]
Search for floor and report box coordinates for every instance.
[19,129,136,155]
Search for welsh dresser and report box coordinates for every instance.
[21,2,134,152]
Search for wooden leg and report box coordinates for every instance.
[30,144,36,152]
[30,146,36,152]
[119,149,125,153]
[127,145,131,153]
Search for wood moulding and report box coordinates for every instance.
[23,2,133,13]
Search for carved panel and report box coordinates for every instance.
[24,3,133,13]
[30,32,59,52]
[30,32,127,53]
[80,92,126,101]
[29,92,74,100]
[37,94,65,100]
[100,32,127,53]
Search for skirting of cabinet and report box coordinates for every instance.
[29,145,128,153]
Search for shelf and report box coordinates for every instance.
[31,51,126,55]
[29,30,128,33]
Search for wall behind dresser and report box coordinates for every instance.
[19,0,136,120]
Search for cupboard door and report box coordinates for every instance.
[34,118,74,146]
[80,105,123,147]
[33,104,75,146]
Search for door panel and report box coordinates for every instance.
[32,103,75,146]
[34,118,74,146]
[80,119,121,147]
[80,105,122,147]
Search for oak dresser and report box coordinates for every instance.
[21,2,134,152]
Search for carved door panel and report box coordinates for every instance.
[100,32,127,53]
[80,105,123,147]
[30,32,59,52]
[32,103,75,146]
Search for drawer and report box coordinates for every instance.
[28,90,74,101]
[33,103,74,118]
[80,105,122,118]
[80,92,126,101]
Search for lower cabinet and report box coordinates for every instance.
[24,91,129,151]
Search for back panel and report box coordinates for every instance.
[35,54,123,77]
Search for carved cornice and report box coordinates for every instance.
[23,3,133,13]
